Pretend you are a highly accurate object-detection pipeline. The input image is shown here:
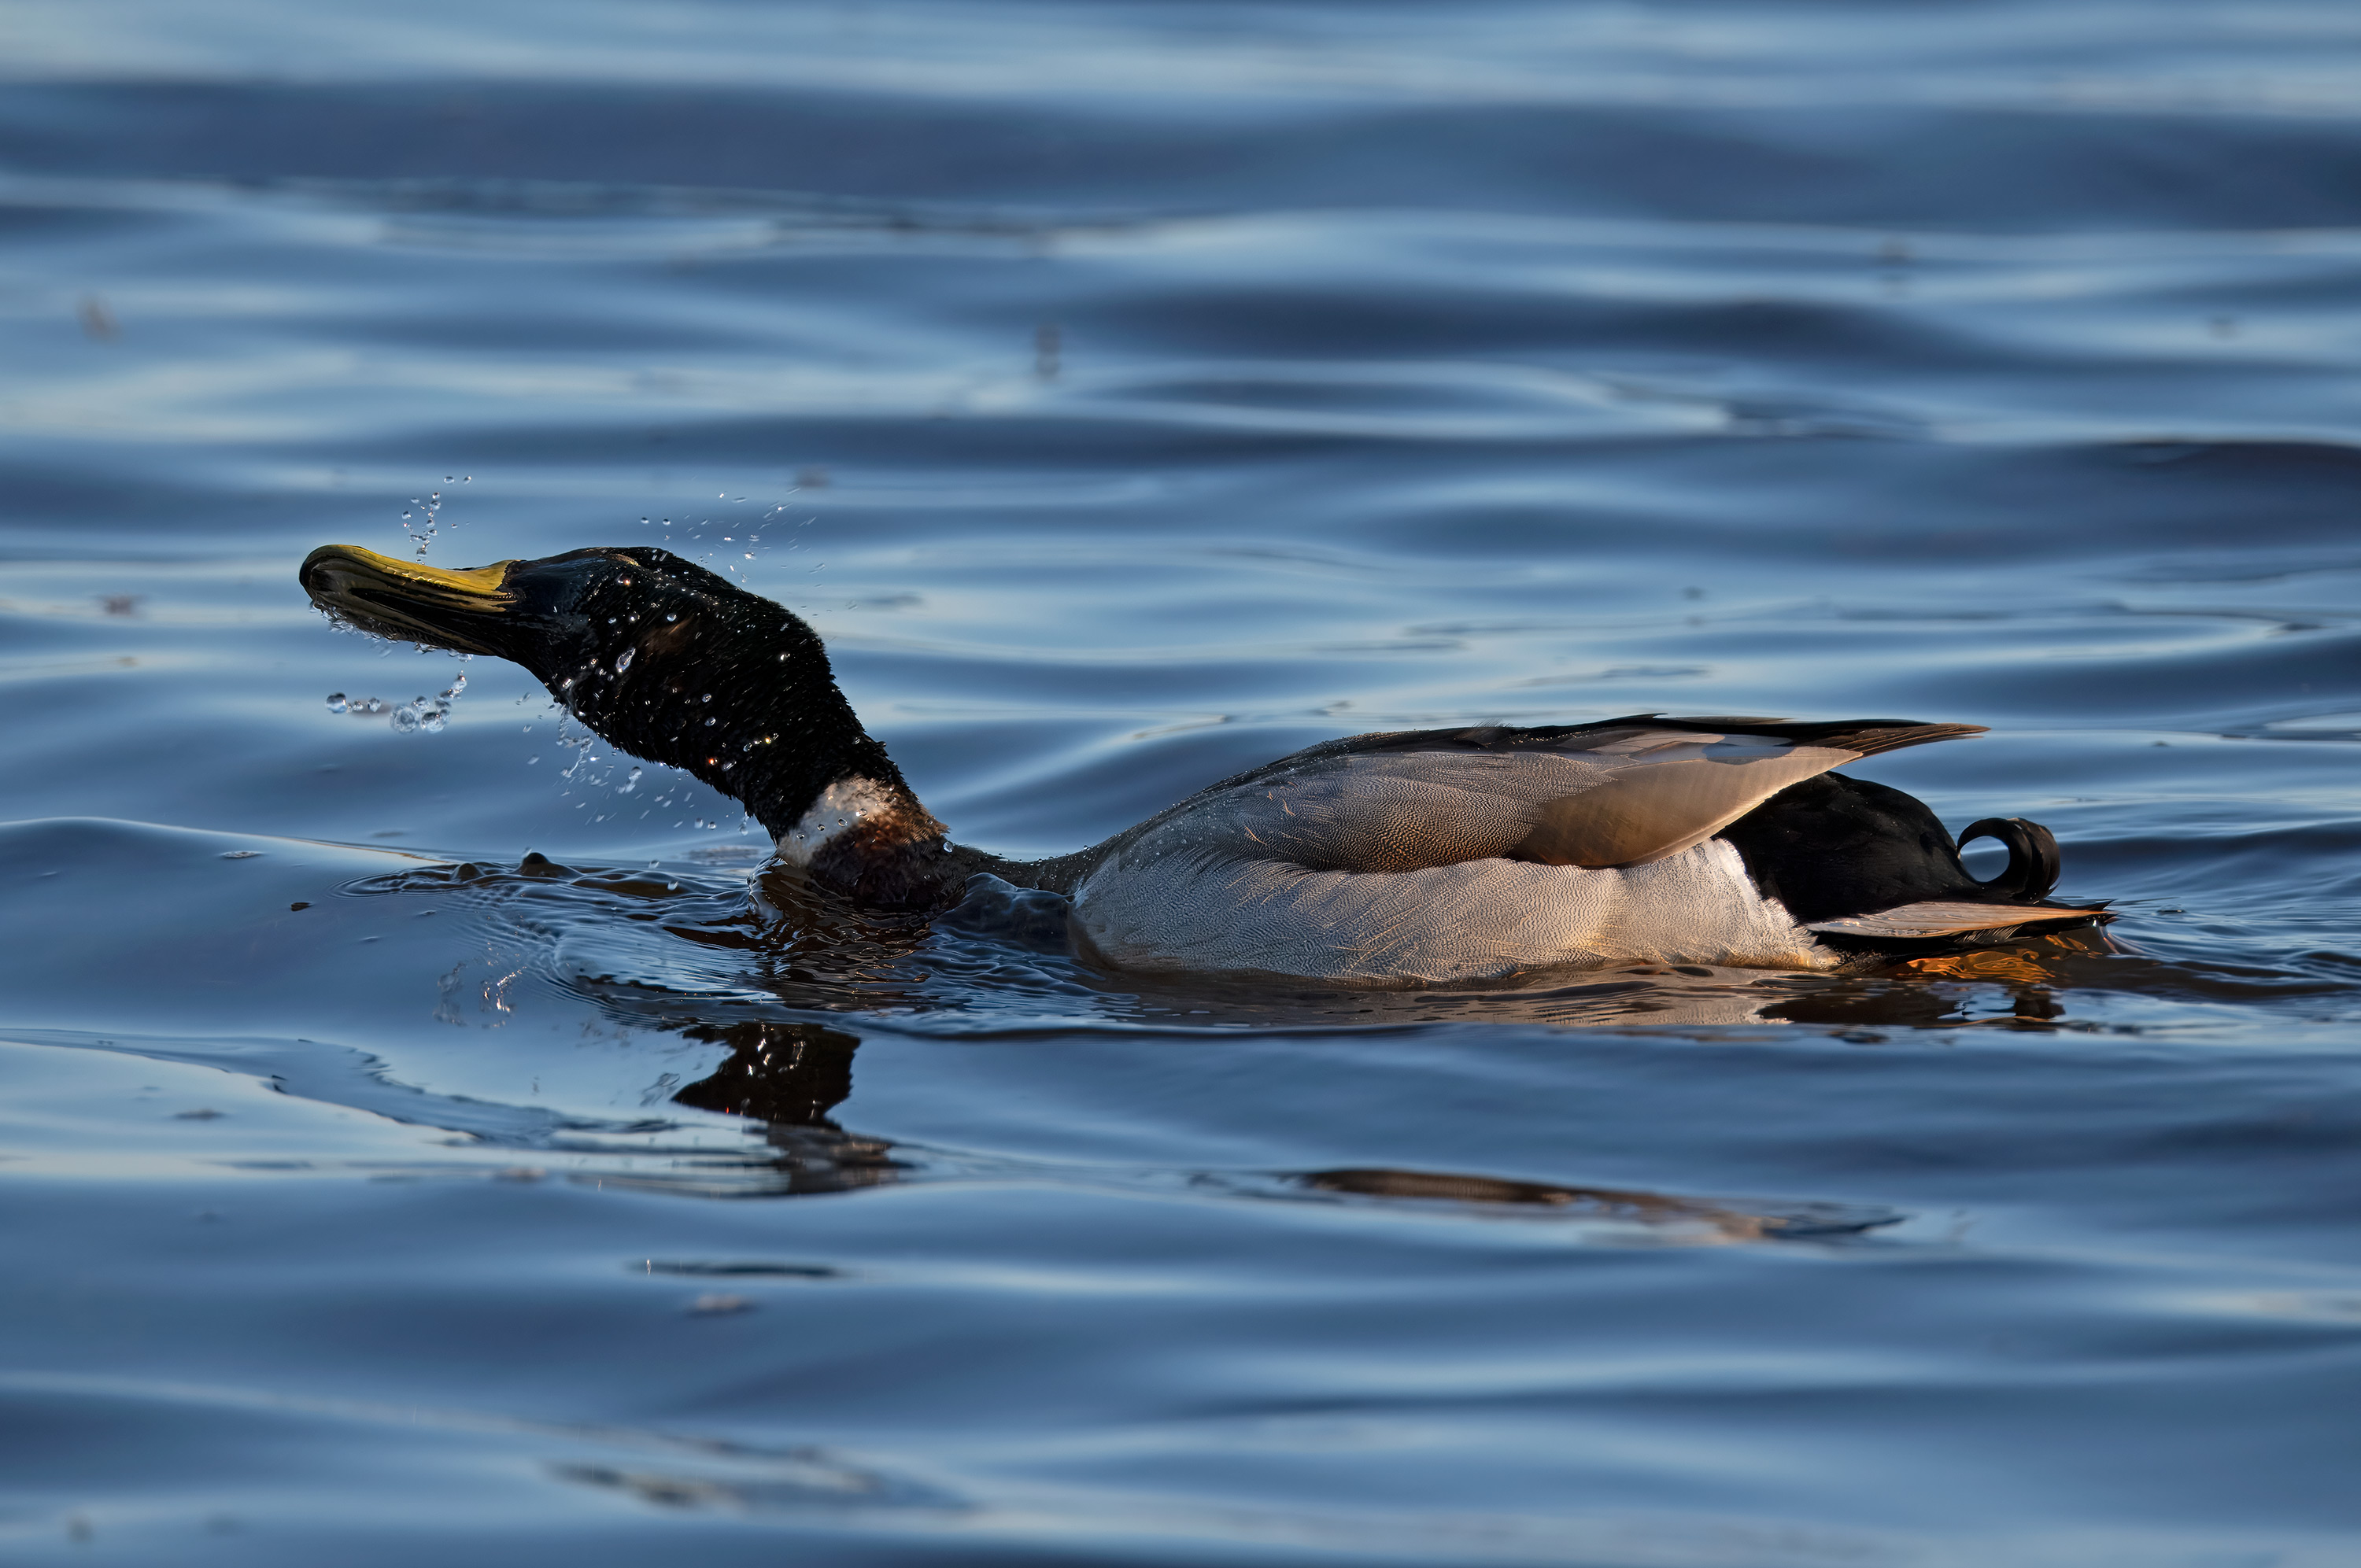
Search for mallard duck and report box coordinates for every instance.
[301,544,2107,983]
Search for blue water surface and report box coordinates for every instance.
[4,2,2361,1562]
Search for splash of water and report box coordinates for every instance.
[333,667,466,734]
[401,474,467,559]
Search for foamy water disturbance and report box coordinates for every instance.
[4,1,2361,1562]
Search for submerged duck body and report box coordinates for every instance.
[301,544,2106,983]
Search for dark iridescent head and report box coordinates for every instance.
[297,544,926,856]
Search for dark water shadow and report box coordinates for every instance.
[634,1015,1902,1241]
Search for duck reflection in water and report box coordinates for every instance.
[660,1017,1895,1241]
[667,1020,903,1196]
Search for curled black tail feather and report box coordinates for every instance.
[1958,817,2062,902]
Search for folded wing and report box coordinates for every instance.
[1147,716,1986,874]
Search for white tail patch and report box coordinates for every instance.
[1805,901,2091,940]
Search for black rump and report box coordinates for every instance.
[1716,773,1987,924]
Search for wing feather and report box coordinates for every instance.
[1513,748,1850,868]
[1055,714,1989,881]
[1804,901,2097,939]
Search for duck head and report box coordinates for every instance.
[300,544,948,898]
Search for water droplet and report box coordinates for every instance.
[390,703,423,734]
[325,692,349,714]
[700,692,711,703]
[619,766,642,795]
[615,647,634,672]
[704,715,717,726]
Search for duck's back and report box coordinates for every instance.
[1059,715,2038,983]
